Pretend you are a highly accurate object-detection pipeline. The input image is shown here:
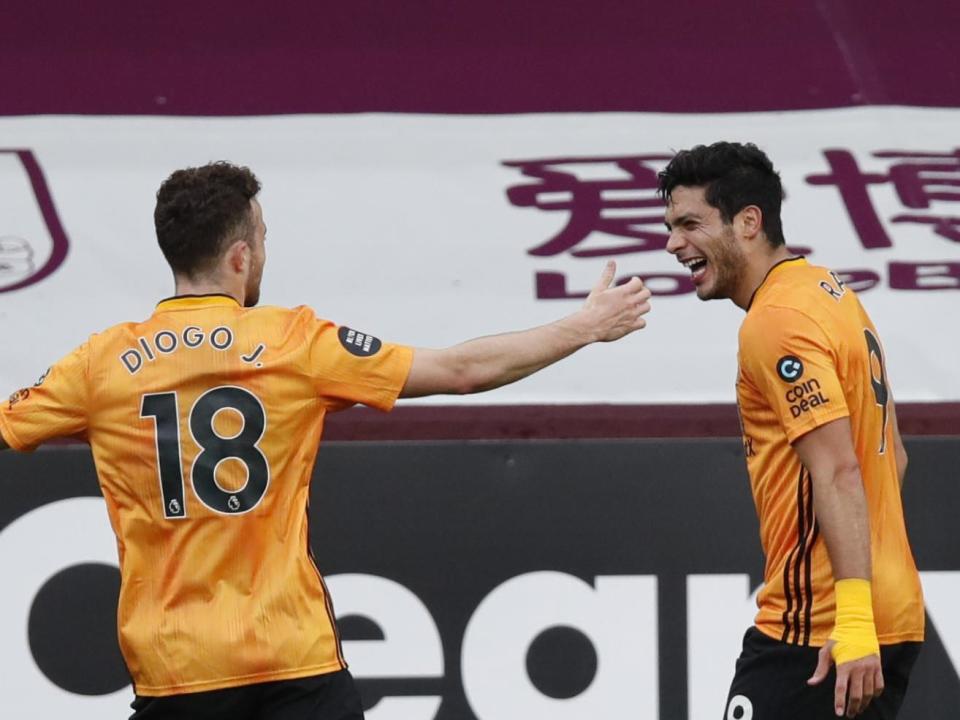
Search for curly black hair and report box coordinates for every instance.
[154,162,262,276]
[657,142,786,247]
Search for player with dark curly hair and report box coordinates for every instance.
[658,142,923,719]
[0,161,651,720]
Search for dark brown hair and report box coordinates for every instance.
[154,162,261,276]
[657,142,786,247]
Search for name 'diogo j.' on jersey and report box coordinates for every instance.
[0,294,414,696]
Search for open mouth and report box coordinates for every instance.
[681,256,708,282]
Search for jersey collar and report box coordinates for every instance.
[746,256,807,311]
[155,294,242,312]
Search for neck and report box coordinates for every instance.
[173,275,244,305]
[733,245,794,310]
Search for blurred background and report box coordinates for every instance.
[1,2,958,718]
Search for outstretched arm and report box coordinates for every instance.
[400,261,651,398]
[798,417,883,718]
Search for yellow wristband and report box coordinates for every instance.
[829,578,880,665]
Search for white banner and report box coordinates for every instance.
[2,109,959,404]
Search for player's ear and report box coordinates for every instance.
[735,205,763,241]
[226,239,249,275]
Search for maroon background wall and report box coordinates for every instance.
[2,1,959,116]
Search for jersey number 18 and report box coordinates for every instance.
[140,386,271,518]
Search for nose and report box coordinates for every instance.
[665,229,685,255]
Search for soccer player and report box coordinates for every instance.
[657,143,924,719]
[0,162,651,720]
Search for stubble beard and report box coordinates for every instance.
[697,231,746,302]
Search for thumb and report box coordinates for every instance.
[807,645,833,686]
[590,260,617,295]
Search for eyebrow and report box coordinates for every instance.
[663,213,698,231]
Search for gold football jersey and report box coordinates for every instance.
[0,294,413,695]
[736,258,924,647]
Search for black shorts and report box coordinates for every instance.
[129,670,363,720]
[724,627,921,720]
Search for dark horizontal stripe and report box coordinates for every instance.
[40,402,960,443]
[320,402,960,441]
[2,1,958,115]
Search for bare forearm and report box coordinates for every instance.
[444,313,594,394]
[401,265,650,398]
[811,465,872,580]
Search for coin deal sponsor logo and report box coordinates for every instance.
[784,378,831,418]
[776,355,804,382]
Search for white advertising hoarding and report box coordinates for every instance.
[2,108,958,404]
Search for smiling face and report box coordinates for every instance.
[664,185,747,302]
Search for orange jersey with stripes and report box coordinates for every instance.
[0,295,413,696]
[736,258,924,648]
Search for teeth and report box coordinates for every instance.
[680,257,708,278]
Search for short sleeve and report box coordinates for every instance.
[739,306,849,444]
[0,343,90,451]
[303,315,413,412]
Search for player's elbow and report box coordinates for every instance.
[451,365,488,395]
[406,348,482,396]
[422,348,503,395]
[830,459,864,493]
[438,353,485,395]
[443,346,506,394]
[810,456,862,493]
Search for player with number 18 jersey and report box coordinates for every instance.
[736,257,924,648]
[0,294,413,696]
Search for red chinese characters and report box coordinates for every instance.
[504,149,960,300]
[504,155,699,298]
[503,155,673,257]
[806,148,960,290]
